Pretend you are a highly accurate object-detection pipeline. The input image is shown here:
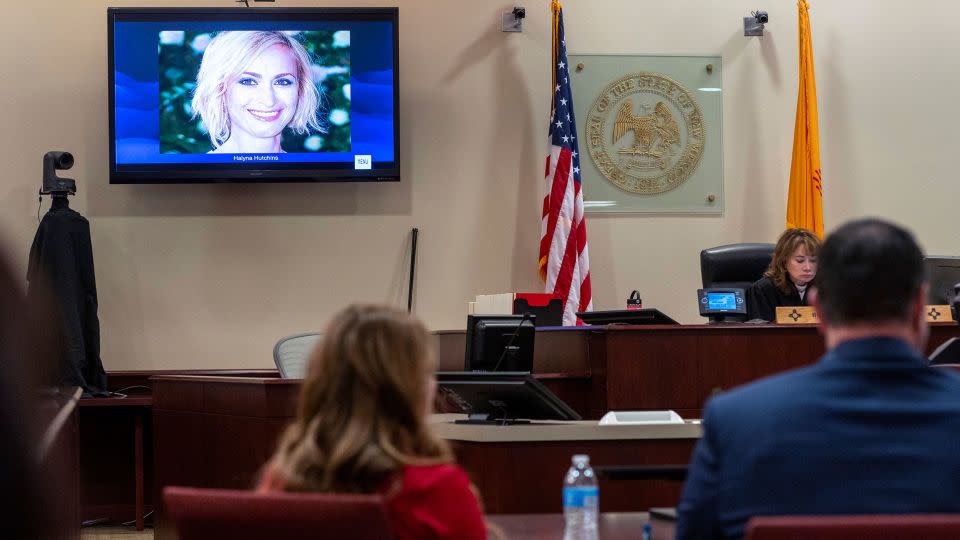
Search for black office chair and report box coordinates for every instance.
[700,243,775,290]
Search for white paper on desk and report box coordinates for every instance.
[598,410,684,425]
[474,293,515,314]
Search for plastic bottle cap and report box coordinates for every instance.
[572,454,590,465]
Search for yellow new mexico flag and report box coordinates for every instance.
[786,0,824,238]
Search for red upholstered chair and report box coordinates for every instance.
[164,486,394,540]
[746,514,960,540]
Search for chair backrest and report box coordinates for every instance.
[929,337,960,365]
[700,243,775,290]
[164,486,394,540]
[746,514,960,540]
[273,333,322,379]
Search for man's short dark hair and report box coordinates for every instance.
[815,218,925,324]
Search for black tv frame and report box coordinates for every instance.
[925,256,960,305]
[436,371,581,425]
[463,314,535,372]
[107,7,401,184]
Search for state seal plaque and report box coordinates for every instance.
[586,73,705,195]
[569,54,722,214]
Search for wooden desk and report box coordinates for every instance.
[78,396,152,530]
[151,375,299,540]
[77,369,277,526]
[149,372,696,531]
[435,415,698,514]
[151,374,298,489]
[489,512,657,539]
[439,323,960,418]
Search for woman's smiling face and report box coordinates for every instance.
[225,44,300,142]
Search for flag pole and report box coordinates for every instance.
[407,227,418,313]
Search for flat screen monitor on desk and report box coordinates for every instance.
[576,309,679,326]
[464,315,535,372]
[925,256,960,305]
[436,371,581,424]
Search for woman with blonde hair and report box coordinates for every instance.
[191,31,325,153]
[258,304,486,540]
[747,228,822,322]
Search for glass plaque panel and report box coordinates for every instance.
[569,54,723,214]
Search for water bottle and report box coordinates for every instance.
[563,454,599,540]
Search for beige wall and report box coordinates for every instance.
[1,0,958,370]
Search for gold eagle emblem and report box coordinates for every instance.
[585,72,706,195]
[612,101,680,158]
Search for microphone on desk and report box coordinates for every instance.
[491,312,533,372]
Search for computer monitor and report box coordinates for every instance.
[925,256,960,305]
[436,371,581,424]
[464,315,535,372]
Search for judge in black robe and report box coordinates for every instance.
[746,276,808,322]
[745,228,822,322]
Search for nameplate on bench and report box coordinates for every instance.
[925,305,956,323]
[775,306,817,324]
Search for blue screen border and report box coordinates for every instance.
[107,7,400,184]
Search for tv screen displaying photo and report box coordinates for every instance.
[109,8,399,183]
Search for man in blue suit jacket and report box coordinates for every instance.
[676,218,960,540]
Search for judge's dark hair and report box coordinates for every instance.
[815,218,925,324]
[764,228,822,295]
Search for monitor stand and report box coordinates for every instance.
[454,413,531,425]
[498,346,519,371]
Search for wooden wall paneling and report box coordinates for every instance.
[537,375,592,418]
[586,330,608,419]
[695,325,823,410]
[603,327,702,412]
[534,328,591,373]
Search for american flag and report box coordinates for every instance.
[538,1,592,326]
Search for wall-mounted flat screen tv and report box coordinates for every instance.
[108,7,399,183]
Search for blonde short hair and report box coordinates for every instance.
[191,31,325,149]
